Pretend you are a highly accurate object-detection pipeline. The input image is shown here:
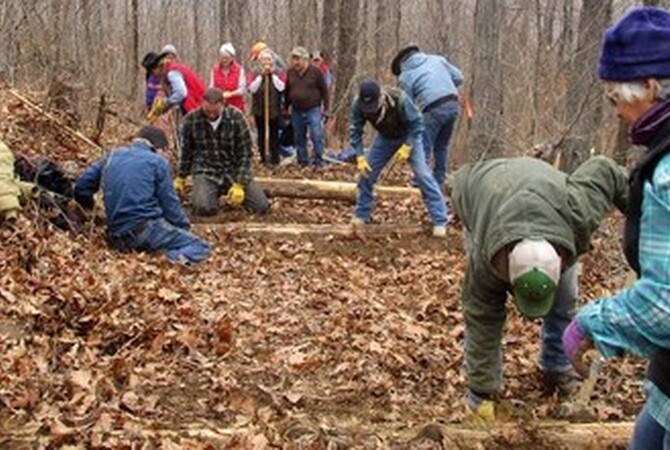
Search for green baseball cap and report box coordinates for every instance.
[509,238,561,319]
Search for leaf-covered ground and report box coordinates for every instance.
[0,89,644,449]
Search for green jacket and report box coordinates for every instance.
[451,156,629,393]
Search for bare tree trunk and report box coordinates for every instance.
[321,0,338,64]
[129,0,139,99]
[561,0,611,173]
[193,3,202,74]
[219,0,228,44]
[466,0,504,162]
[374,1,386,77]
[333,0,361,140]
[559,0,575,62]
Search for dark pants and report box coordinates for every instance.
[191,175,269,216]
[255,115,280,166]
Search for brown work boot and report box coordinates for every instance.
[541,368,583,397]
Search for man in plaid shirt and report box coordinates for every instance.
[175,88,269,215]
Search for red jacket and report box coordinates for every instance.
[166,62,205,113]
[211,62,246,112]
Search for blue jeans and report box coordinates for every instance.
[110,218,210,264]
[540,263,578,372]
[631,404,670,450]
[355,134,448,226]
[422,101,459,186]
[292,106,325,166]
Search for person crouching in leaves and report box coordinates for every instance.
[248,49,286,167]
[74,126,210,264]
[450,155,629,421]
[174,88,269,216]
[350,79,449,237]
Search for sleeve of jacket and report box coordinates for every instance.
[232,111,253,185]
[462,251,508,394]
[155,158,190,229]
[566,156,629,254]
[578,158,670,359]
[441,56,464,87]
[74,155,107,209]
[178,117,195,177]
[348,100,366,156]
[400,93,425,147]
[165,70,187,107]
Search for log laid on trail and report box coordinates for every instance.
[255,177,419,202]
[435,421,633,449]
[193,221,427,237]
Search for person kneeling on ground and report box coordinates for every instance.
[350,79,449,237]
[450,155,629,420]
[74,126,210,264]
[175,87,269,216]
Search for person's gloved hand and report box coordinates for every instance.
[562,318,594,378]
[173,176,186,194]
[394,144,411,162]
[226,182,245,207]
[147,98,168,123]
[356,155,371,176]
[466,390,496,422]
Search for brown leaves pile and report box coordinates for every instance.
[0,87,645,448]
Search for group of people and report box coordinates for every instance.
[0,6,665,448]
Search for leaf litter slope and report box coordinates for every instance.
[0,89,643,448]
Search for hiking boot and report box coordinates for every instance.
[542,368,582,397]
[432,225,447,237]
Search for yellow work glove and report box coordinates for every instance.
[226,182,245,207]
[394,144,411,162]
[147,98,168,123]
[173,177,186,194]
[466,400,496,423]
[356,155,371,176]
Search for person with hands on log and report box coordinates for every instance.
[349,79,449,237]
[175,87,269,216]
[563,7,670,449]
[248,49,286,167]
[450,154,629,422]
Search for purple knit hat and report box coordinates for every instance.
[599,7,670,81]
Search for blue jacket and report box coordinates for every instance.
[578,152,670,431]
[398,52,463,111]
[75,140,190,236]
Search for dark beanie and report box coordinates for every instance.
[137,126,169,150]
[599,7,670,81]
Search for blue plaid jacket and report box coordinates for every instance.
[578,153,670,430]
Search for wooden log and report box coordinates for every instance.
[193,221,427,237]
[255,177,419,202]
[414,421,633,449]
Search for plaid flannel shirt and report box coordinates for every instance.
[179,107,252,186]
[578,153,670,430]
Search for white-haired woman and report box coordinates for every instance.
[563,7,670,449]
[210,42,246,112]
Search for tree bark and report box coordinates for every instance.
[129,0,139,99]
[321,0,339,65]
[466,0,504,162]
[561,0,612,173]
[218,0,228,44]
[333,0,361,140]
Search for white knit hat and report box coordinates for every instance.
[219,42,236,58]
[161,44,178,57]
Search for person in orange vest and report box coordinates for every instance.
[210,43,247,112]
[143,52,206,122]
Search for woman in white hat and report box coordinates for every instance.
[210,42,246,112]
